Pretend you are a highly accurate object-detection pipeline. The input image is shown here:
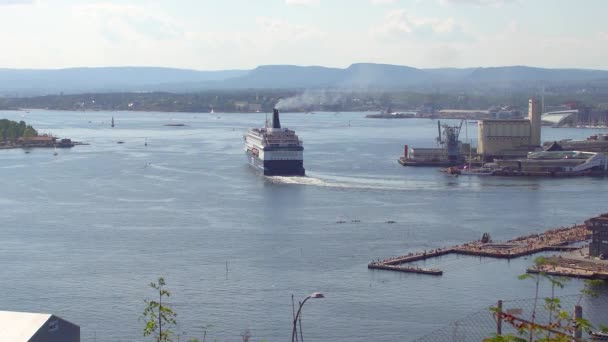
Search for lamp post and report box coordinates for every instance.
[292,292,324,342]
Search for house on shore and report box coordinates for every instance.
[17,136,56,147]
[0,310,80,342]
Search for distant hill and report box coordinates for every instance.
[217,65,344,89]
[340,63,430,87]
[0,67,247,96]
[214,64,608,90]
[1,64,607,96]
[466,66,608,83]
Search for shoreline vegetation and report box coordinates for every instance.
[0,118,77,149]
[1,90,607,117]
[0,118,38,140]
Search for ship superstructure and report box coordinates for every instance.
[244,109,305,176]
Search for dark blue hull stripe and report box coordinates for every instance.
[245,153,305,176]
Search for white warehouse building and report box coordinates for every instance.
[477,98,542,160]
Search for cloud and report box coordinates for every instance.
[285,0,320,6]
[439,0,514,6]
[372,9,462,41]
[0,0,34,5]
[73,3,184,43]
[370,0,396,4]
[255,17,325,42]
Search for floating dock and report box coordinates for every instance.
[369,224,590,276]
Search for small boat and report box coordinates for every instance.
[25,150,31,154]
[117,141,125,144]
[111,117,115,128]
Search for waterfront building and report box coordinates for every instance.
[437,109,491,120]
[586,214,608,258]
[494,150,608,174]
[0,310,80,342]
[408,147,446,162]
[234,101,249,111]
[541,110,579,126]
[477,98,541,161]
[17,136,56,147]
[543,134,608,153]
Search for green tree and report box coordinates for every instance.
[0,119,38,142]
[143,277,177,342]
[23,126,37,138]
[487,257,605,342]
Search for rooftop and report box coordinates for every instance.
[18,136,55,141]
[527,150,596,160]
[0,310,51,342]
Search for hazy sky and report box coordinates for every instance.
[0,0,606,70]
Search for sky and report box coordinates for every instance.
[0,0,606,70]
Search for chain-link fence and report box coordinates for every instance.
[413,294,608,342]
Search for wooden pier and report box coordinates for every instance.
[367,263,443,275]
[369,224,590,276]
[526,255,608,280]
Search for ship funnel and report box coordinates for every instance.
[272,108,281,129]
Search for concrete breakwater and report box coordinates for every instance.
[369,224,590,276]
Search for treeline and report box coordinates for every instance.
[0,90,297,113]
[0,119,38,142]
[1,89,608,113]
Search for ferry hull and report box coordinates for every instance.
[246,153,305,176]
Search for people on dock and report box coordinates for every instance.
[375,224,591,272]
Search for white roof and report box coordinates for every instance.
[0,310,51,342]
[541,110,578,124]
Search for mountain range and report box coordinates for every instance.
[1,63,607,96]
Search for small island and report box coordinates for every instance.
[0,119,75,149]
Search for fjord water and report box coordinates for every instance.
[1,110,607,342]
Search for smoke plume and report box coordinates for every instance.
[275,90,345,111]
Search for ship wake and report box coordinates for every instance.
[265,173,438,191]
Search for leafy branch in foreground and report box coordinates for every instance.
[486,256,607,342]
[142,277,177,342]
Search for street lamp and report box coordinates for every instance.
[292,292,324,342]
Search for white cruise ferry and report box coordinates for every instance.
[244,109,305,176]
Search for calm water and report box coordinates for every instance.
[1,110,607,341]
